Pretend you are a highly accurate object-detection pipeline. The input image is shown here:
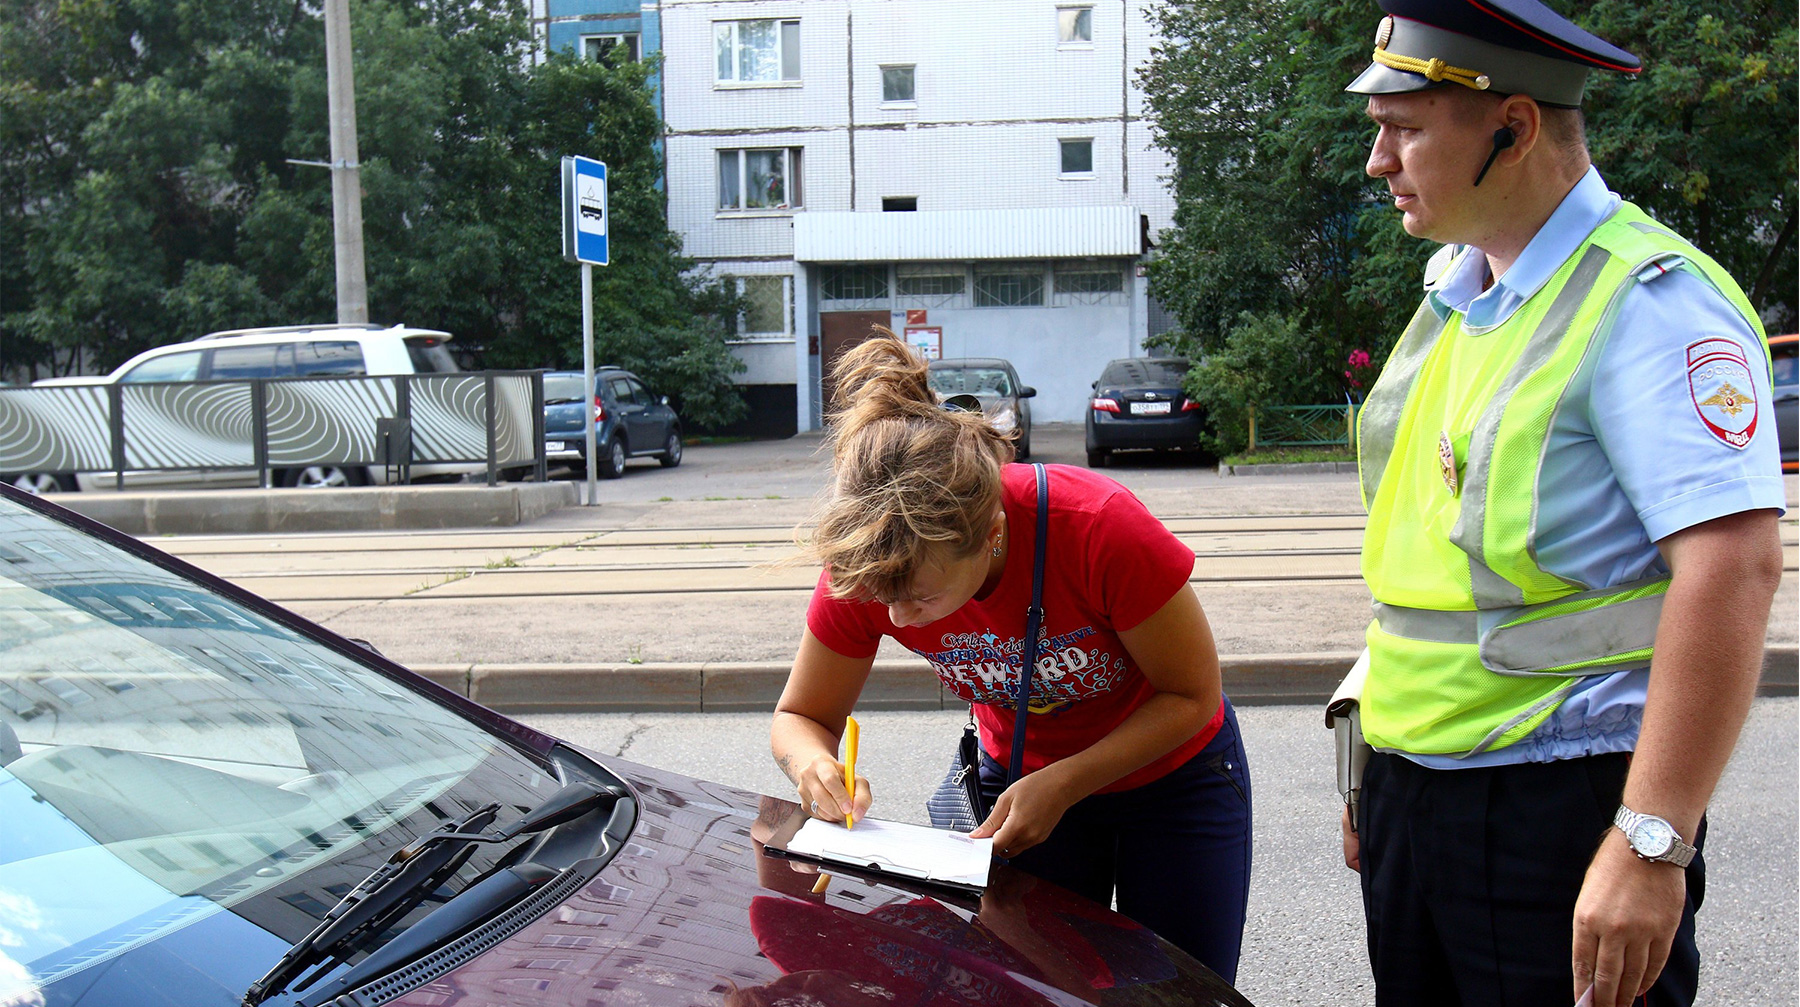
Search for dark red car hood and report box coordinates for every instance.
[390,755,1254,1007]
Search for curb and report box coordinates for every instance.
[52,482,577,535]
[1218,461,1359,477]
[410,645,1800,714]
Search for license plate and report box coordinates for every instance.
[546,441,568,451]
[1130,401,1172,415]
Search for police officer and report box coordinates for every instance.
[1338,1,1787,1005]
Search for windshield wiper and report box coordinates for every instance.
[243,781,615,1006]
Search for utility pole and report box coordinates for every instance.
[323,0,369,324]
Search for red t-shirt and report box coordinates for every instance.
[808,464,1221,793]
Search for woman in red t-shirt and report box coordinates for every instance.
[769,331,1252,982]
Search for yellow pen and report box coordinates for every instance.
[842,715,859,830]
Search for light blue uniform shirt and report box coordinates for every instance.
[1403,167,1786,768]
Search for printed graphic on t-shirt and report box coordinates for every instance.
[911,625,1132,714]
[1686,337,1759,449]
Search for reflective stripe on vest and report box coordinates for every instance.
[1356,202,1763,756]
[1357,300,1449,510]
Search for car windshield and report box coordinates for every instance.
[0,495,562,998]
[1100,358,1190,386]
[543,373,589,403]
[928,367,1013,397]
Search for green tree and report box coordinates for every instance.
[1142,0,1796,453]
[0,0,745,425]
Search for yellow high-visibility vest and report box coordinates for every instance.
[1356,202,1763,756]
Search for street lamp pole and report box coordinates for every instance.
[323,0,369,324]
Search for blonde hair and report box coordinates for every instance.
[812,328,1013,601]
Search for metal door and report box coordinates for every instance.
[818,311,891,416]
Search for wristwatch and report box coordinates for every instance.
[1613,805,1696,867]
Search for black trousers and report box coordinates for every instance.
[1358,752,1705,1007]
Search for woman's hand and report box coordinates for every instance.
[970,764,1077,857]
[794,753,872,825]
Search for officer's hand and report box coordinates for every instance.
[1340,804,1361,872]
[1571,830,1685,1007]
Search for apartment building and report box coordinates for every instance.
[661,0,1178,433]
[539,0,661,67]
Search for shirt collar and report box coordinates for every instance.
[1426,167,1621,326]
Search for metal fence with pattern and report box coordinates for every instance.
[1246,404,1358,450]
[0,372,546,488]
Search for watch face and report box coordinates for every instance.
[1631,818,1675,858]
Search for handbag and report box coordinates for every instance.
[926,463,1050,831]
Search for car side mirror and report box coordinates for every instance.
[1018,386,1036,399]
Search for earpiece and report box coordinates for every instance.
[1473,127,1516,187]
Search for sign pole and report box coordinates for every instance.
[562,154,609,506]
[582,262,597,505]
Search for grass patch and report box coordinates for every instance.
[687,435,752,446]
[405,568,471,595]
[1223,447,1356,466]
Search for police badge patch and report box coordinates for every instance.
[1686,338,1759,450]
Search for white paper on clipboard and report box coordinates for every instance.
[786,817,993,890]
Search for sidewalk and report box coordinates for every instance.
[404,647,1800,714]
[104,424,1799,713]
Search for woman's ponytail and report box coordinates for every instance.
[811,328,1014,601]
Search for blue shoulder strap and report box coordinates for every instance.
[1005,463,1049,784]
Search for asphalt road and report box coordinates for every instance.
[518,700,1799,1007]
[133,423,1800,1002]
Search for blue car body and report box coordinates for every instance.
[542,368,682,478]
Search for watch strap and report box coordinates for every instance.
[1614,804,1696,868]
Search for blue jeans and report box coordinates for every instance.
[979,698,1252,983]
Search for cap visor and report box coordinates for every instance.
[1344,61,1449,95]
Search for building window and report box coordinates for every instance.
[1060,138,1094,176]
[974,263,1046,307]
[1058,6,1093,44]
[882,197,917,211]
[881,65,915,103]
[583,33,639,63]
[1053,260,1126,305]
[896,263,967,309]
[820,265,889,308]
[730,275,792,341]
[718,148,802,211]
[715,19,800,84]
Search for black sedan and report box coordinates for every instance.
[1085,357,1205,467]
[0,483,1255,1007]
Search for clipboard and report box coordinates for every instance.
[760,806,993,897]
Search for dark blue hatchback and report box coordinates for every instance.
[542,368,683,478]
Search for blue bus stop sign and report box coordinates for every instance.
[561,156,609,266]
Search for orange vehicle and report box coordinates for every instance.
[1772,333,1797,474]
